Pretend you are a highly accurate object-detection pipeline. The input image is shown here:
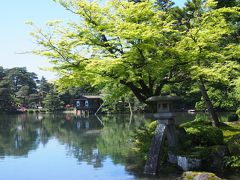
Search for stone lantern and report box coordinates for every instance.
[144,96,180,175]
[147,95,181,120]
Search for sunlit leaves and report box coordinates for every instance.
[28,0,180,101]
[29,0,240,106]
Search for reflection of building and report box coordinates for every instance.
[74,95,103,115]
[62,116,104,131]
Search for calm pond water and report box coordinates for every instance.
[0,112,236,179]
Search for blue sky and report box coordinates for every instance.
[0,0,186,80]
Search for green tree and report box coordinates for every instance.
[16,85,30,106]
[0,67,14,111]
[43,89,63,111]
[155,0,175,10]
[28,0,240,127]
[216,0,239,8]
[0,67,52,110]
[0,67,5,79]
[28,0,187,103]
[176,0,240,126]
[0,79,14,111]
[38,76,51,94]
[6,67,38,94]
[38,76,52,106]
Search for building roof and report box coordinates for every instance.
[74,95,102,100]
[146,96,181,102]
[84,95,102,99]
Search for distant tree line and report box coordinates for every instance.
[0,65,239,114]
[0,67,50,111]
[0,66,101,112]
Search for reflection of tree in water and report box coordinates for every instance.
[58,129,103,168]
[97,115,133,164]
[42,114,104,168]
[97,115,146,173]
[0,114,40,157]
[0,113,147,174]
[42,114,147,173]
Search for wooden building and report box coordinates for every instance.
[74,94,103,115]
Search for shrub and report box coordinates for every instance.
[227,134,240,155]
[132,120,156,158]
[181,121,224,146]
[224,156,240,168]
[180,119,212,128]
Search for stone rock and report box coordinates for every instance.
[178,171,222,180]
[193,173,210,180]
[168,152,177,164]
[144,123,167,175]
[177,156,201,171]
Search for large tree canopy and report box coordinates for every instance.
[29,0,189,102]
[28,0,240,126]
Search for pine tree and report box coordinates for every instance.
[43,89,63,111]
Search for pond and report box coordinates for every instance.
[0,112,236,179]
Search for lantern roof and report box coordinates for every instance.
[146,96,181,102]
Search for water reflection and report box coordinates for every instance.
[0,114,40,158]
[0,113,148,179]
[55,116,104,168]
[0,112,234,179]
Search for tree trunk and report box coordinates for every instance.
[120,80,148,102]
[198,78,220,127]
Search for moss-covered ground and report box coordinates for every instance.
[219,121,240,142]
